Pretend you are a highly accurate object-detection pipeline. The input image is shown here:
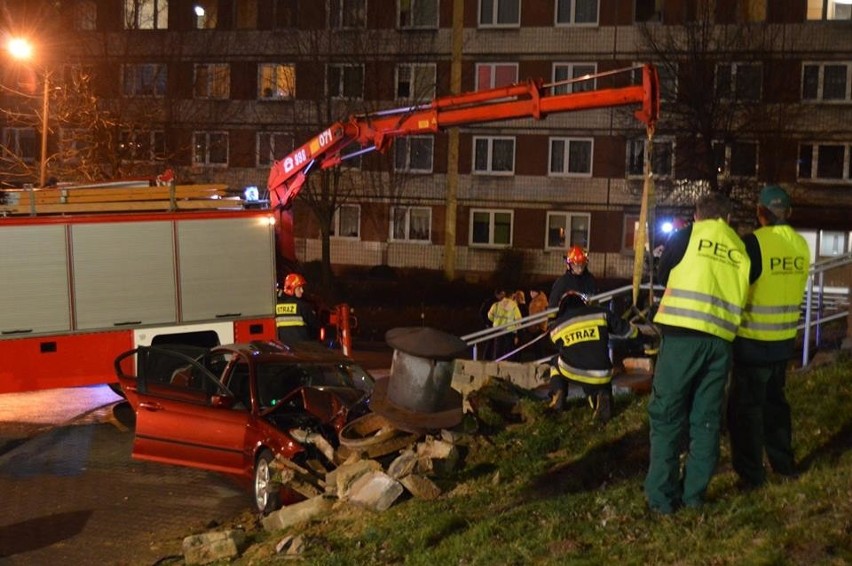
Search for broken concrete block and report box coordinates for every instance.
[261,495,334,532]
[387,449,417,479]
[182,529,245,565]
[400,473,441,500]
[415,437,460,476]
[348,471,404,512]
[333,458,383,500]
[275,534,305,556]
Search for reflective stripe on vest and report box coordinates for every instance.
[556,357,612,384]
[737,225,810,341]
[276,302,306,328]
[550,312,607,346]
[654,219,750,341]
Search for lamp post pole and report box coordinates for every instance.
[40,71,49,187]
[6,38,50,187]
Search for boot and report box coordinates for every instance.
[592,391,612,423]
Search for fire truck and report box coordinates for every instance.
[0,208,280,394]
[0,64,658,395]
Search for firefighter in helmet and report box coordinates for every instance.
[548,291,638,423]
[547,245,597,309]
[275,273,319,346]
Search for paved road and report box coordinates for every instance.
[0,386,250,565]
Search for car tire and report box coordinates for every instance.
[254,449,280,515]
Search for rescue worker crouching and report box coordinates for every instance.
[276,273,320,346]
[547,291,638,423]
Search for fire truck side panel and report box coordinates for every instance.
[233,318,277,343]
[72,221,177,329]
[177,217,276,321]
[0,211,279,394]
[0,331,133,392]
[0,224,72,334]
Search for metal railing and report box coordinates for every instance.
[465,252,852,368]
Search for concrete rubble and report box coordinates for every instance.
[182,529,245,565]
[254,416,467,542]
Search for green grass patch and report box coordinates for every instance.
[235,355,852,565]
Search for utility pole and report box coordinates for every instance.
[443,0,463,280]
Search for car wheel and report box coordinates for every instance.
[254,449,280,514]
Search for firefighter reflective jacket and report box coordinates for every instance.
[550,305,637,384]
[275,296,318,344]
[737,225,810,342]
[654,218,750,341]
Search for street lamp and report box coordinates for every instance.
[6,37,50,188]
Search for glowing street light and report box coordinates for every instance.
[5,37,50,187]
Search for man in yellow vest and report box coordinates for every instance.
[644,193,751,514]
[728,185,810,489]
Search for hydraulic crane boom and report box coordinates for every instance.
[267,63,660,209]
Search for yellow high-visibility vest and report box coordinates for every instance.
[737,225,810,341]
[654,218,751,341]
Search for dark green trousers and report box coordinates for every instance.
[727,360,794,486]
[644,334,731,513]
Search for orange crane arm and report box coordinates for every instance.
[267,63,659,209]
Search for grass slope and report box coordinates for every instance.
[239,355,852,565]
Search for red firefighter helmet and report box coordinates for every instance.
[565,245,588,267]
[282,273,306,296]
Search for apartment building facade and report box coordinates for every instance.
[1,0,851,283]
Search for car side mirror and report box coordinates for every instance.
[210,394,235,409]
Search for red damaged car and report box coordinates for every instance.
[113,341,374,513]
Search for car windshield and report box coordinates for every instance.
[255,361,374,408]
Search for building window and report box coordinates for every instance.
[329,0,366,28]
[635,0,663,22]
[555,0,598,24]
[470,209,513,247]
[546,211,590,250]
[328,65,364,99]
[475,63,518,90]
[549,137,593,177]
[399,0,438,28]
[473,136,515,175]
[2,127,37,163]
[802,62,852,102]
[119,130,165,161]
[74,1,97,30]
[818,230,849,257]
[332,205,361,238]
[193,1,217,28]
[124,0,168,29]
[627,137,674,177]
[193,131,228,166]
[122,64,167,97]
[272,0,298,28]
[552,63,596,95]
[60,128,90,164]
[622,214,640,252]
[807,0,852,20]
[714,141,758,178]
[716,63,762,101]
[259,64,296,100]
[479,0,520,27]
[396,64,436,100]
[633,63,678,101]
[394,136,434,173]
[391,206,432,242]
[798,143,851,182]
[233,2,257,28]
[257,132,294,167]
[194,64,229,99]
